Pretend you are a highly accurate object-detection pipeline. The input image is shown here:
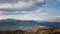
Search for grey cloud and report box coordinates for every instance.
[0,0,47,15]
[0,0,45,3]
[0,0,17,3]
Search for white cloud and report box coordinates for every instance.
[47,16,60,22]
[0,14,17,18]
[14,1,34,9]
[37,0,44,2]
[13,12,48,20]
[0,0,47,20]
[0,3,13,8]
[0,0,45,9]
[0,8,48,20]
[0,0,46,14]
[0,12,48,20]
[39,13,48,16]
[0,0,46,13]
[0,1,33,9]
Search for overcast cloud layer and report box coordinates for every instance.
[0,0,48,20]
[0,0,60,22]
[0,0,46,13]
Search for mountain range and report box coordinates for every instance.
[0,19,60,31]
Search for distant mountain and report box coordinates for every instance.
[38,21,60,27]
[0,19,60,31]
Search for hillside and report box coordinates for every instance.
[0,19,60,31]
[0,28,60,34]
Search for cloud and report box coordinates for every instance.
[0,0,17,3]
[0,7,48,20]
[57,0,60,3]
[0,0,46,11]
[0,0,45,3]
[0,12,48,20]
[47,16,60,22]
[0,0,46,8]
[0,0,47,20]
[13,12,48,20]
[0,3,13,8]
[0,8,48,20]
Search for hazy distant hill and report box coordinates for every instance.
[0,19,60,31]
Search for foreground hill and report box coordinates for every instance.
[0,28,60,34]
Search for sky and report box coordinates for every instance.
[0,0,60,30]
[0,0,60,21]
